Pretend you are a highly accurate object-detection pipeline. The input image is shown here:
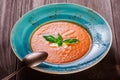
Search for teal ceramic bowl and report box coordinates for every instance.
[11,3,112,74]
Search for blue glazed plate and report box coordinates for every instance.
[10,3,112,74]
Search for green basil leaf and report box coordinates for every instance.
[43,35,58,43]
[63,39,79,44]
[57,40,63,46]
[57,34,63,46]
[57,34,62,41]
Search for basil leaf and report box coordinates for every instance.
[63,39,79,44]
[57,34,63,46]
[43,35,58,43]
[57,34,62,41]
[57,40,63,46]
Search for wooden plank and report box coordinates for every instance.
[44,0,67,4]
[33,0,44,8]
[111,0,120,76]
[0,0,18,79]
[0,0,9,79]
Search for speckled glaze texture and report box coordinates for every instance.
[11,3,112,74]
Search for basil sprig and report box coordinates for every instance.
[57,34,63,46]
[43,35,58,43]
[43,34,79,46]
[63,39,79,44]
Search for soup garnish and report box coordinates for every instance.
[43,34,79,47]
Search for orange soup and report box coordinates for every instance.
[30,21,91,64]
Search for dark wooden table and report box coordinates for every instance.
[0,0,120,80]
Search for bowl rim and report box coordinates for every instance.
[10,3,113,74]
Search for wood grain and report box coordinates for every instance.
[0,0,120,80]
[0,0,17,79]
[111,0,120,64]
[111,0,120,76]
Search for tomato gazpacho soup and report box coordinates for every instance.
[30,21,91,64]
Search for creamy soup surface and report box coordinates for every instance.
[30,21,91,64]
